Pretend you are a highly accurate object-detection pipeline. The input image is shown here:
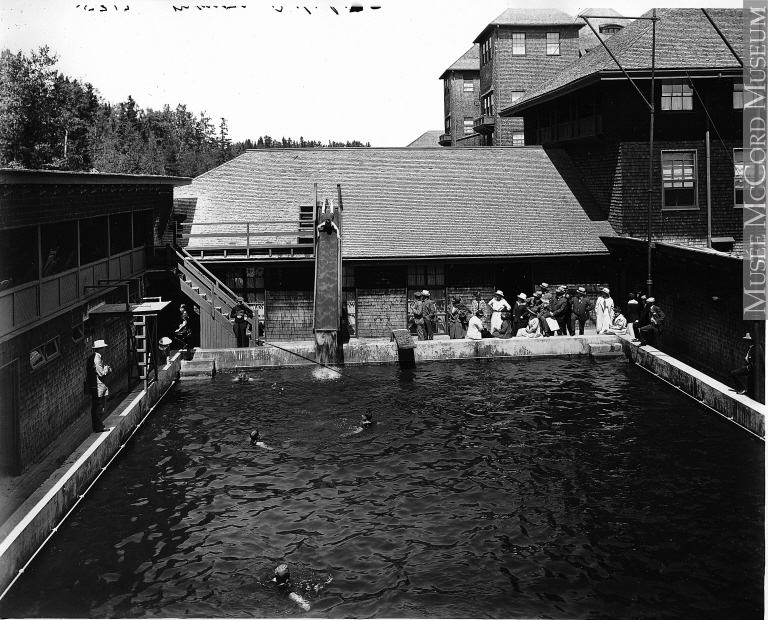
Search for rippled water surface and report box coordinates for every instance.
[1,358,763,619]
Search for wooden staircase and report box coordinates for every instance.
[167,246,242,348]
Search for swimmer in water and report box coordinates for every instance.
[271,563,332,612]
[342,411,374,436]
[234,373,253,383]
[249,430,273,450]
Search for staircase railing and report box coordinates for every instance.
[167,245,240,333]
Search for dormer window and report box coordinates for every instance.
[599,24,623,35]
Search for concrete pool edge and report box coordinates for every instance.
[0,354,182,598]
[189,334,619,369]
[621,335,765,438]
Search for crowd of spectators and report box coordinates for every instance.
[411,285,665,345]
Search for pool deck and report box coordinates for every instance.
[0,335,763,599]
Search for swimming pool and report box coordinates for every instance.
[0,357,763,618]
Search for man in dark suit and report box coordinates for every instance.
[570,287,593,335]
[230,297,254,348]
[637,297,665,348]
[551,286,569,335]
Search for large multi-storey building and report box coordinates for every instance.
[471,9,584,146]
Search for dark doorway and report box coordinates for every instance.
[496,263,533,300]
[0,359,20,476]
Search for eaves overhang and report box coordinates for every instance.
[500,66,743,116]
[0,169,192,186]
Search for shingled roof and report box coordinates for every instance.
[406,130,443,148]
[439,45,480,80]
[173,148,614,260]
[474,8,582,43]
[503,8,743,114]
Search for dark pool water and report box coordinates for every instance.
[1,358,763,619]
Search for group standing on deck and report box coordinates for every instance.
[412,284,665,343]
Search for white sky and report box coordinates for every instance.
[0,0,745,147]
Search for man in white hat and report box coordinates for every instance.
[410,291,426,340]
[158,336,173,364]
[730,333,755,396]
[421,290,437,340]
[636,297,665,348]
[85,339,112,432]
[487,290,511,335]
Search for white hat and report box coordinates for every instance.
[495,290,504,296]
[422,290,430,296]
[646,297,655,303]
[541,282,549,288]
[159,337,172,346]
[93,339,108,349]
[601,287,610,295]
[517,293,526,300]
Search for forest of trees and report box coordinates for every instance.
[0,47,371,177]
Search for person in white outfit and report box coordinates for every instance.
[466,309,485,340]
[487,290,511,334]
[595,287,614,334]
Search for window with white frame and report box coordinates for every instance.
[662,151,697,208]
[734,148,758,207]
[463,117,474,135]
[445,116,451,134]
[464,79,474,92]
[661,79,693,111]
[512,33,525,55]
[734,78,744,109]
[512,132,525,147]
[546,32,560,55]
[481,92,494,116]
[30,336,60,370]
[510,90,525,103]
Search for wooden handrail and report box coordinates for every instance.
[181,231,313,238]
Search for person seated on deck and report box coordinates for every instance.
[491,310,514,338]
[604,307,628,335]
[637,297,665,348]
[516,315,542,338]
[466,309,485,340]
[537,298,555,337]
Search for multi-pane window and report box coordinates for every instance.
[463,117,474,135]
[510,90,524,103]
[735,148,758,207]
[661,79,693,111]
[445,116,451,134]
[30,337,60,370]
[481,92,494,116]
[734,78,744,109]
[546,32,560,55]
[662,151,697,208]
[444,79,450,94]
[463,79,474,92]
[512,132,525,147]
[512,33,525,55]
[481,39,492,64]
[600,24,623,34]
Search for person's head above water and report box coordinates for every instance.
[274,564,290,587]
[361,411,373,426]
[249,430,259,444]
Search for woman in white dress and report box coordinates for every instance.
[596,287,614,334]
[487,290,511,334]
